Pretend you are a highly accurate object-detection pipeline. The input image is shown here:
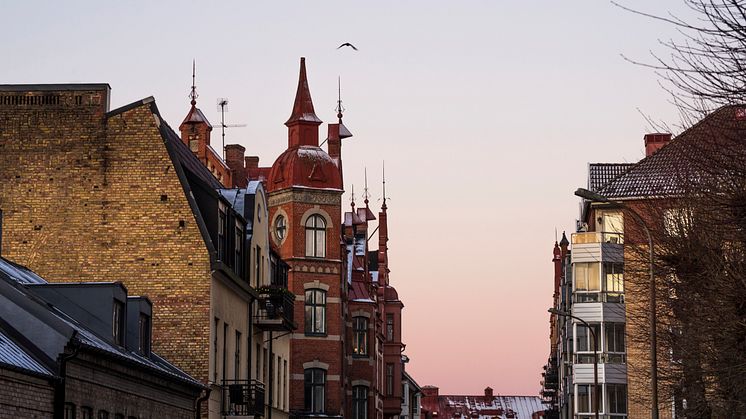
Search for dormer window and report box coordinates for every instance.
[138,313,151,355]
[112,300,125,346]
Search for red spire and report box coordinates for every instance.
[285,57,322,127]
[285,58,322,148]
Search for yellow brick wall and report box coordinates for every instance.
[0,91,211,382]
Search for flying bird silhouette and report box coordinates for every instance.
[337,43,358,51]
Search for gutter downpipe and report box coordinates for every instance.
[54,332,80,419]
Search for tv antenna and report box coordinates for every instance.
[216,98,247,159]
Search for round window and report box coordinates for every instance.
[275,215,287,241]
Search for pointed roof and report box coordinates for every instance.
[285,57,322,126]
[180,106,212,129]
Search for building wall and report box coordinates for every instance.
[269,188,344,416]
[0,368,54,419]
[253,184,291,418]
[0,88,223,414]
[64,351,198,419]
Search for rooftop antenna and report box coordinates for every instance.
[216,98,247,160]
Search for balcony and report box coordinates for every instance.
[573,291,624,304]
[221,379,265,417]
[254,286,296,332]
[571,232,624,264]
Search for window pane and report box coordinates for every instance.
[306,228,315,256]
[588,263,600,291]
[576,325,588,352]
[305,306,313,332]
[575,263,588,290]
[316,306,325,333]
[316,228,325,257]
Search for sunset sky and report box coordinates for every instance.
[1,1,694,394]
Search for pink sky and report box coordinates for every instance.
[0,1,693,395]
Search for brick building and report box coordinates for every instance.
[0,84,264,418]
[222,58,415,418]
[0,256,203,419]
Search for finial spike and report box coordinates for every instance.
[364,167,370,206]
[351,184,356,210]
[190,60,198,106]
[335,76,344,122]
[382,161,387,210]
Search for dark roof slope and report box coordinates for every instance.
[0,329,54,378]
[588,163,635,192]
[0,258,203,388]
[599,105,746,199]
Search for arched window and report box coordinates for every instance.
[305,289,326,335]
[352,317,368,356]
[305,215,326,257]
[304,368,326,413]
[352,385,368,419]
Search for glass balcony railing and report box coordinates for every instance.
[572,232,624,245]
[573,292,625,303]
[575,353,627,364]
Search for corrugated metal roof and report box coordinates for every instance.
[0,329,54,377]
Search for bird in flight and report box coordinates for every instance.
[337,43,358,51]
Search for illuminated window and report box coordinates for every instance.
[353,317,368,356]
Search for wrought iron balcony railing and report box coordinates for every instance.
[254,286,296,332]
[221,379,265,417]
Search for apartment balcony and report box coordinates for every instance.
[221,379,265,417]
[254,286,296,332]
[573,356,627,384]
[571,232,624,264]
[571,294,626,323]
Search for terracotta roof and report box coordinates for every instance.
[267,145,343,191]
[599,105,746,200]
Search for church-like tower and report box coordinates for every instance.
[267,58,345,418]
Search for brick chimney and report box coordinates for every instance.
[225,144,247,188]
[484,386,494,400]
[644,133,672,156]
[245,156,259,171]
